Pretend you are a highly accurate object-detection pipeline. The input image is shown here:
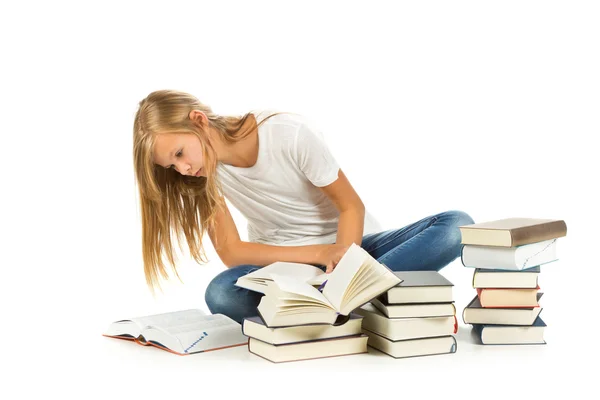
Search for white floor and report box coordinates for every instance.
[13,243,596,400]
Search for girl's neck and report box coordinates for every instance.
[216,115,259,168]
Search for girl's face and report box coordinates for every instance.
[153,133,207,177]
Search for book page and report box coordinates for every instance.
[131,309,208,329]
[270,273,333,309]
[322,243,367,311]
[146,314,247,354]
[236,262,326,292]
[242,262,325,281]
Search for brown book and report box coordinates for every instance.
[459,218,567,247]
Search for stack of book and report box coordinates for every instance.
[241,313,367,363]
[459,218,567,345]
[236,243,402,363]
[355,271,459,359]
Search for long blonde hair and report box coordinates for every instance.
[132,90,287,292]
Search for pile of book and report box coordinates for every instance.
[460,218,567,345]
[355,271,459,359]
[236,243,402,363]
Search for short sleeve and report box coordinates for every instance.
[293,121,340,187]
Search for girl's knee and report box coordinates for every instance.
[204,264,259,314]
[443,210,475,227]
[436,210,475,256]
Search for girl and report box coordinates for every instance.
[133,90,474,323]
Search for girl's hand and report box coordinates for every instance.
[318,244,352,273]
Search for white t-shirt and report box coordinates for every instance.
[216,110,382,246]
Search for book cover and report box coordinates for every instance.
[383,271,454,304]
[371,296,456,318]
[459,218,567,247]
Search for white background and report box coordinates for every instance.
[2,1,598,399]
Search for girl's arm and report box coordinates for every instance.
[208,169,364,268]
[207,196,330,267]
[322,170,365,247]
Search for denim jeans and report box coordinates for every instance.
[205,210,474,323]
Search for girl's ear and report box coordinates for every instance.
[189,110,207,126]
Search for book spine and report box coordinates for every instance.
[450,335,458,353]
[510,221,567,246]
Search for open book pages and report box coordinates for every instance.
[257,276,339,327]
[256,244,402,327]
[321,243,402,315]
[235,262,328,294]
[103,309,248,355]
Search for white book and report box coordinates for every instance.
[355,303,457,341]
[235,262,328,294]
[252,243,402,327]
[103,309,247,355]
[363,330,457,358]
[248,334,368,363]
[461,239,558,270]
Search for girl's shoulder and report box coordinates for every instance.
[251,109,309,128]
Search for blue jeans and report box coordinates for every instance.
[205,210,474,323]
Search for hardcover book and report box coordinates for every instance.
[472,266,540,289]
[371,296,456,319]
[354,303,457,341]
[242,313,363,345]
[462,294,543,326]
[247,334,368,363]
[459,218,567,247]
[103,309,247,355]
[476,286,541,308]
[461,239,558,270]
[381,271,454,304]
[363,329,457,358]
[471,317,546,345]
[254,243,402,327]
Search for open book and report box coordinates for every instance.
[249,243,402,327]
[235,262,328,294]
[103,309,248,355]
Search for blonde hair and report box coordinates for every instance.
[133,90,288,292]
